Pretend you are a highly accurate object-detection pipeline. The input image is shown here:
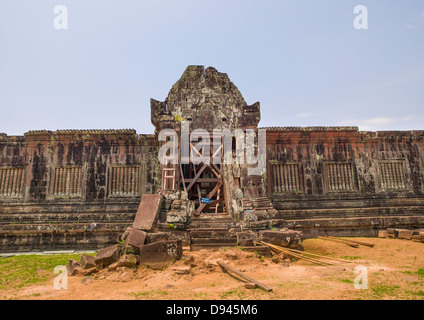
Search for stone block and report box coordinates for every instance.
[398,229,413,240]
[95,244,122,267]
[67,259,81,276]
[236,231,257,246]
[125,228,147,247]
[139,240,182,265]
[172,266,191,275]
[400,230,414,240]
[108,254,139,271]
[166,209,189,224]
[238,239,254,246]
[133,194,163,232]
[80,254,96,269]
[245,283,257,289]
[378,230,389,238]
[412,235,422,241]
[145,232,169,244]
[259,230,303,249]
[387,228,398,238]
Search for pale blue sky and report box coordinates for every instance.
[0,1,423,135]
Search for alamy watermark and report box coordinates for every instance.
[353,5,368,30]
[353,265,368,289]
[53,265,68,289]
[53,5,68,30]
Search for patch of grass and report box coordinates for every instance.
[370,284,400,298]
[412,290,424,296]
[220,289,237,299]
[129,291,150,298]
[401,267,424,278]
[340,256,362,261]
[0,253,87,290]
[193,292,209,299]
[339,279,353,284]
[130,289,168,299]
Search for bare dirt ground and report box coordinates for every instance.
[2,237,423,300]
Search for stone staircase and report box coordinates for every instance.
[188,215,237,251]
[0,201,137,252]
[188,215,273,257]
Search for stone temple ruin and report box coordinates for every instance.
[1,65,424,261]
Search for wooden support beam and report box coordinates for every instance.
[186,163,208,192]
[184,178,221,183]
[327,236,375,248]
[217,261,272,292]
[179,163,186,192]
[194,181,223,215]
[317,236,359,248]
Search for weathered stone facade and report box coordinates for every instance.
[1,65,424,252]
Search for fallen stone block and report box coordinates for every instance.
[398,230,413,240]
[125,228,147,247]
[67,259,81,276]
[245,283,257,290]
[80,267,98,276]
[412,235,422,242]
[378,230,389,238]
[108,254,139,271]
[133,194,163,232]
[387,228,399,238]
[139,240,182,265]
[259,230,303,249]
[236,231,257,246]
[239,239,254,246]
[81,276,94,285]
[412,229,424,236]
[172,266,191,275]
[80,254,96,269]
[145,232,169,244]
[252,209,270,221]
[420,232,424,240]
[95,244,122,267]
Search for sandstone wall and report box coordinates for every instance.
[0,130,160,203]
[265,127,424,215]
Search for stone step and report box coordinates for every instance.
[190,243,237,251]
[0,213,135,223]
[0,222,131,232]
[276,206,424,220]
[0,203,139,215]
[189,217,237,229]
[190,237,236,245]
[188,228,232,238]
[0,229,120,253]
[190,216,235,222]
[189,222,237,229]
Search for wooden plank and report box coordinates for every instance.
[217,261,272,292]
[317,236,359,248]
[195,181,223,215]
[258,241,332,266]
[186,163,208,192]
[327,236,375,248]
[184,178,221,183]
[179,163,186,192]
[282,247,354,264]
